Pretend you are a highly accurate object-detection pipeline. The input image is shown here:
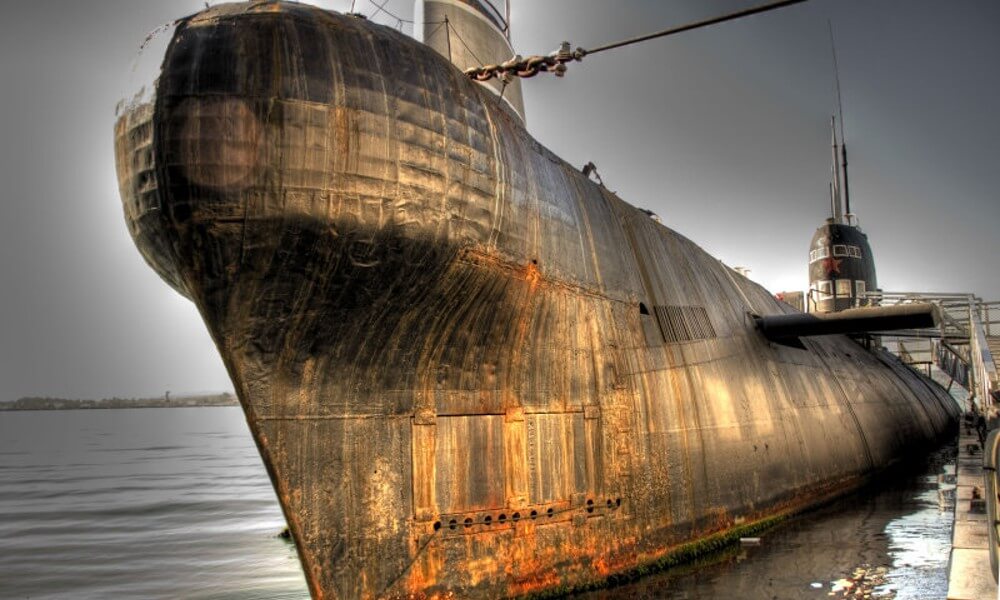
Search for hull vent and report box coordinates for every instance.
[654,305,717,343]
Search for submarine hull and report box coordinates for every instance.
[114,4,959,598]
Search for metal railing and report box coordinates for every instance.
[864,292,997,410]
[805,289,998,411]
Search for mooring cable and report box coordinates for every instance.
[465,0,810,81]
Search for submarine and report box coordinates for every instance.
[113,1,958,597]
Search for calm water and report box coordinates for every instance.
[0,408,955,599]
[0,408,307,599]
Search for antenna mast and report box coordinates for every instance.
[831,116,843,223]
[829,21,851,218]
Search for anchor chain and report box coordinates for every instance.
[464,42,585,81]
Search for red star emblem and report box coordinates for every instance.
[822,257,842,275]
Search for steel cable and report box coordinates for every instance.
[465,0,810,81]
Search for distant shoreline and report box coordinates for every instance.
[0,394,239,411]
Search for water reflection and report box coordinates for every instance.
[576,441,956,599]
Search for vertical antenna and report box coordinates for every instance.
[831,116,843,223]
[829,182,836,221]
[829,21,851,217]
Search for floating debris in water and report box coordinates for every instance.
[828,564,895,598]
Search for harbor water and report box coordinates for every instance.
[0,407,956,599]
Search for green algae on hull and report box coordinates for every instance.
[521,513,790,599]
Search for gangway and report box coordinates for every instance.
[856,292,998,413]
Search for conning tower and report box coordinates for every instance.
[808,116,877,313]
[415,0,525,122]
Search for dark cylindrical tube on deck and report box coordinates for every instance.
[756,303,937,341]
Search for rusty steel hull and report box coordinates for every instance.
[113,3,958,598]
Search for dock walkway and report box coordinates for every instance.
[947,421,998,600]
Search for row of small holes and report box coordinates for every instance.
[432,498,622,531]
[433,508,534,532]
[586,498,622,513]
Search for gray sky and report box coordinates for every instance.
[0,0,997,400]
